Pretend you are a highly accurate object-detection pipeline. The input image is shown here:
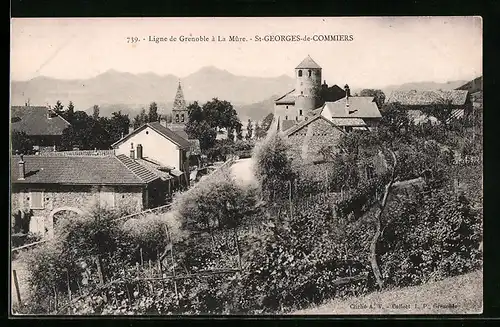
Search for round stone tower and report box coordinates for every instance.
[295,55,322,120]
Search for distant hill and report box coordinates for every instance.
[381,80,468,95]
[234,95,278,122]
[11,67,295,117]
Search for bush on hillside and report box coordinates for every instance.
[253,132,296,202]
[379,188,482,287]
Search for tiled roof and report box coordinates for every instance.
[275,89,296,104]
[116,154,161,183]
[11,155,156,185]
[330,118,367,127]
[322,97,382,118]
[11,106,70,136]
[135,158,173,181]
[169,124,190,140]
[112,122,191,149]
[296,55,322,69]
[456,76,482,93]
[285,115,343,137]
[386,90,469,106]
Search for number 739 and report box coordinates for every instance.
[127,37,140,43]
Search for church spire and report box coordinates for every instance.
[172,80,187,112]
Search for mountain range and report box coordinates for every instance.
[10,66,471,122]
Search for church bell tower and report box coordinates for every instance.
[172,81,188,125]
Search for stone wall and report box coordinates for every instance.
[11,184,145,236]
[287,118,344,163]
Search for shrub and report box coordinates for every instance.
[174,169,260,233]
[229,198,376,313]
[379,188,482,287]
[253,132,295,202]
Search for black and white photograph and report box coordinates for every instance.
[9,17,483,315]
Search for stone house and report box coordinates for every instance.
[284,114,345,163]
[11,106,71,151]
[385,89,472,123]
[10,152,170,237]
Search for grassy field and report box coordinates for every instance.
[293,269,483,315]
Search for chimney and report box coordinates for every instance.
[136,144,143,159]
[344,84,351,98]
[344,84,351,109]
[18,155,25,180]
[130,143,135,159]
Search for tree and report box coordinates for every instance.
[236,122,243,141]
[421,98,454,126]
[254,121,265,139]
[133,108,148,129]
[53,100,64,115]
[359,89,386,109]
[11,130,34,154]
[92,105,100,120]
[148,102,159,123]
[185,102,217,151]
[66,101,75,122]
[253,132,295,202]
[246,119,253,140]
[202,98,240,131]
[60,111,111,150]
[378,102,412,142]
[100,111,130,144]
[260,113,274,138]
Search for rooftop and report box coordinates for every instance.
[296,55,322,69]
[321,96,382,119]
[11,154,160,185]
[11,106,70,136]
[386,90,469,107]
[112,122,191,149]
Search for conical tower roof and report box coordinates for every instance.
[295,55,321,69]
[172,81,187,112]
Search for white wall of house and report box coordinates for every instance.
[115,126,182,169]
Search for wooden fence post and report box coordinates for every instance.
[12,269,22,308]
[66,270,72,314]
[95,255,107,303]
[166,225,179,304]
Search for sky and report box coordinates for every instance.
[11,17,482,88]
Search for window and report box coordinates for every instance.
[286,106,288,109]
[285,115,288,120]
[29,190,44,209]
[298,70,302,77]
[299,110,303,116]
[308,70,312,77]
[181,114,185,122]
[301,91,304,95]
[175,114,179,123]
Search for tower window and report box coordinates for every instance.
[181,113,185,122]
[286,106,288,109]
[308,70,312,77]
[298,70,302,77]
[285,115,288,120]
[299,110,303,116]
[301,91,304,95]
[175,114,179,123]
